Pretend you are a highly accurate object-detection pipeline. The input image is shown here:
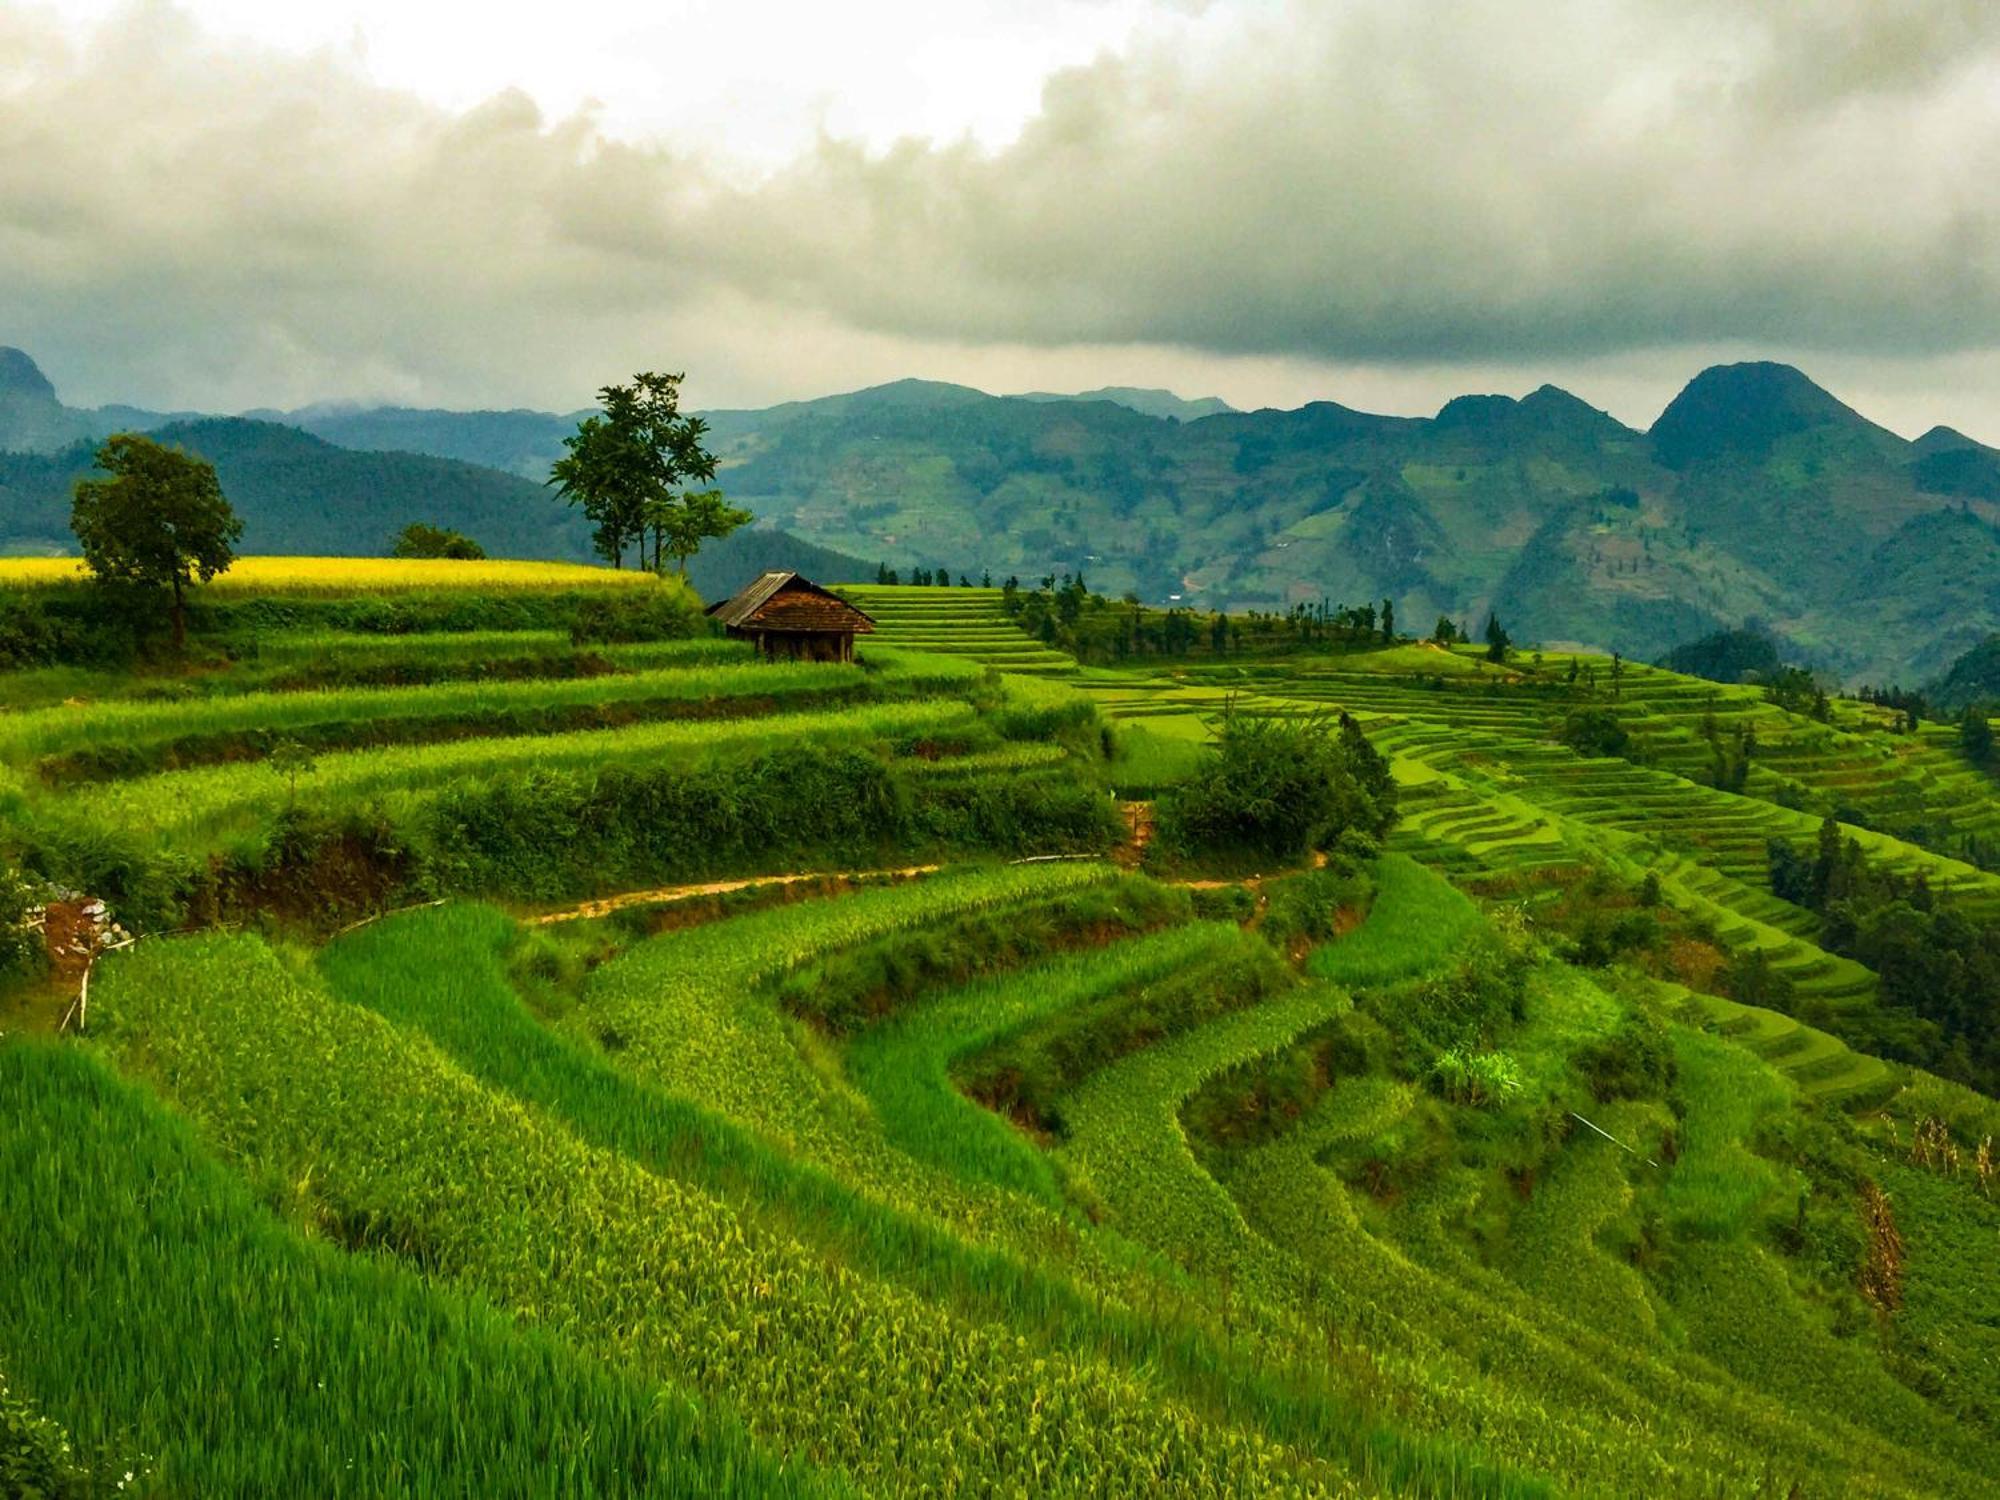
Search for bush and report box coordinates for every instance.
[1152,709,1394,864]
[1258,864,1373,958]
[1573,1011,1677,1102]
[391,522,486,560]
[1,1369,100,1500]
[959,930,1293,1131]
[0,585,160,669]
[777,877,1189,1034]
[569,590,704,644]
[1430,1048,1525,1108]
[1554,707,1630,758]
[0,867,48,985]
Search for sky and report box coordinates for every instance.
[8,0,2000,436]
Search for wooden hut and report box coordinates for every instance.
[707,571,875,662]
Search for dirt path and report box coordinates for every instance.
[522,865,945,926]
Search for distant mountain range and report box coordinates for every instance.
[2,346,1995,682]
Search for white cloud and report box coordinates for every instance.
[6,0,2000,436]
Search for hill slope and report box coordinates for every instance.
[4,347,1995,680]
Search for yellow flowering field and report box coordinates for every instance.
[0,555,666,594]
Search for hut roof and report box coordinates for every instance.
[707,571,876,634]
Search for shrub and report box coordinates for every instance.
[569,590,704,644]
[776,877,1189,1034]
[1430,1048,1525,1108]
[391,522,486,560]
[1152,708,1394,864]
[1258,864,1373,958]
[1554,707,1631,758]
[0,1369,99,1500]
[1574,1011,1678,1102]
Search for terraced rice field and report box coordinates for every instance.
[835,583,1082,674]
[5,581,1996,1497]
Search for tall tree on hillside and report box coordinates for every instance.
[1484,611,1511,664]
[1380,598,1395,643]
[1961,704,1996,766]
[70,432,242,649]
[656,489,752,576]
[548,372,726,570]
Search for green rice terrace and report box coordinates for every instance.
[6,566,2000,1498]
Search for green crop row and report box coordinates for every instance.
[87,932,1351,1498]
[319,898,1457,1484]
[0,1040,818,1499]
[2,659,874,771]
[34,699,984,846]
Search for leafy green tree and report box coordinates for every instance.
[1483,611,1511,664]
[1380,598,1395,643]
[1154,707,1396,863]
[269,738,318,806]
[70,432,242,649]
[549,372,723,569]
[391,521,485,559]
[1961,705,1996,766]
[1556,707,1630,758]
[652,488,751,577]
[1432,614,1457,644]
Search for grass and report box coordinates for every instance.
[0,659,875,768]
[42,698,983,845]
[85,928,1349,1498]
[0,1039,818,1499]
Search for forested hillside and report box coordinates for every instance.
[5,346,1996,682]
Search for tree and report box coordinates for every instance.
[1961,705,1996,766]
[391,521,485,559]
[654,488,751,577]
[269,738,317,806]
[548,372,724,569]
[1154,707,1397,863]
[70,432,242,649]
[1432,615,1457,645]
[1380,598,1395,643]
[1484,611,1511,664]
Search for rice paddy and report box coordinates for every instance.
[5,577,1997,1496]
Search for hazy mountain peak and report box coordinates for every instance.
[1013,386,1235,421]
[0,347,57,402]
[1432,384,1633,440]
[1913,424,1993,457]
[1650,361,1869,468]
[1432,393,1517,427]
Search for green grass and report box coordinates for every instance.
[86,928,1352,1498]
[0,1039,818,1499]
[0,659,874,768]
[39,698,983,845]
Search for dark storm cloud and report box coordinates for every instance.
[6,0,2000,411]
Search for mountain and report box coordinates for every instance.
[0,408,864,583]
[699,362,1996,683]
[0,348,90,453]
[278,404,590,479]
[1013,386,1235,421]
[3,345,1995,681]
[1649,360,1901,468]
[1929,634,2000,711]
[0,418,594,560]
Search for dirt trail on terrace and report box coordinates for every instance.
[523,865,946,926]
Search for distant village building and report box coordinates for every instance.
[708,571,875,662]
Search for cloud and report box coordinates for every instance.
[716,0,2000,362]
[5,0,2000,415]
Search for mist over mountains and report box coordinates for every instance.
[2,345,1994,684]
